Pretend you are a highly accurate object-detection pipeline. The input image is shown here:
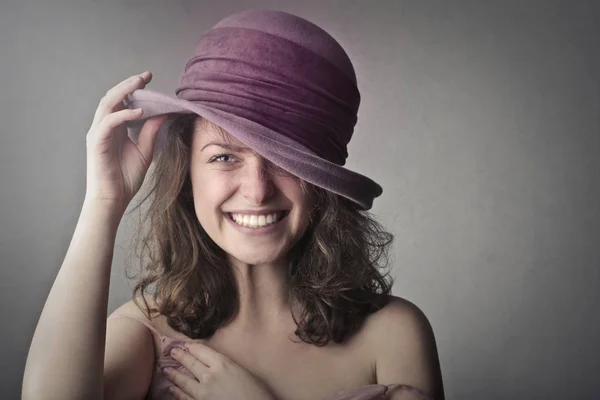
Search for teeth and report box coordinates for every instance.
[230,212,283,228]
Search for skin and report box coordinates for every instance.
[152,118,444,399]
[188,117,315,335]
[22,68,442,400]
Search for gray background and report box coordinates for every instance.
[2,1,599,399]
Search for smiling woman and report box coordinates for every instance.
[108,113,443,400]
[22,8,444,400]
[124,113,395,344]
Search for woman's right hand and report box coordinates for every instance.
[84,71,169,213]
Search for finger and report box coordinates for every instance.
[185,341,227,367]
[92,74,147,127]
[95,71,150,122]
[87,108,143,142]
[111,70,152,100]
[92,71,152,126]
[170,347,210,379]
[163,366,201,397]
[136,114,170,165]
[109,71,152,112]
[167,385,195,400]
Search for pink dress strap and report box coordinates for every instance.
[108,313,192,399]
[108,313,165,338]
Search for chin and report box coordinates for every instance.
[227,250,285,266]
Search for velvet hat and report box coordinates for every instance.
[125,9,383,210]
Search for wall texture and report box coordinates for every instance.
[1,0,599,399]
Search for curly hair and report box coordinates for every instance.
[124,113,395,346]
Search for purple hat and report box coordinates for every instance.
[124,9,383,210]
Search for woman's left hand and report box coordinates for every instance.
[163,342,278,400]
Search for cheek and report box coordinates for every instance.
[192,171,230,197]
[191,175,230,220]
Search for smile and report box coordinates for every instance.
[224,211,289,234]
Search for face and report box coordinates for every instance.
[189,118,315,265]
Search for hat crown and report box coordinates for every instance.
[124,10,382,209]
[176,9,361,166]
[211,9,357,84]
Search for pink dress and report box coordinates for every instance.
[108,314,434,400]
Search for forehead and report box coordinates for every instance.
[193,117,247,148]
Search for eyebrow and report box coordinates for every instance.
[200,142,252,152]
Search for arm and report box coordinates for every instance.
[373,297,445,400]
[21,200,137,400]
[103,300,155,399]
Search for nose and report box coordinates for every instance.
[239,158,275,204]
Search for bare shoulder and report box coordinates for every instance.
[366,294,444,399]
[367,295,432,333]
[109,294,157,320]
[360,294,433,366]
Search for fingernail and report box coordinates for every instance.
[170,348,181,356]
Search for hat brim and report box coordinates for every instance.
[124,89,382,210]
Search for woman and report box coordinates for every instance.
[23,9,444,400]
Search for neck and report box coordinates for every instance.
[227,255,299,333]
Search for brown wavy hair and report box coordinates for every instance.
[124,113,395,346]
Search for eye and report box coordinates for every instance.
[209,154,237,164]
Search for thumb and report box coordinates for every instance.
[137,114,170,166]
